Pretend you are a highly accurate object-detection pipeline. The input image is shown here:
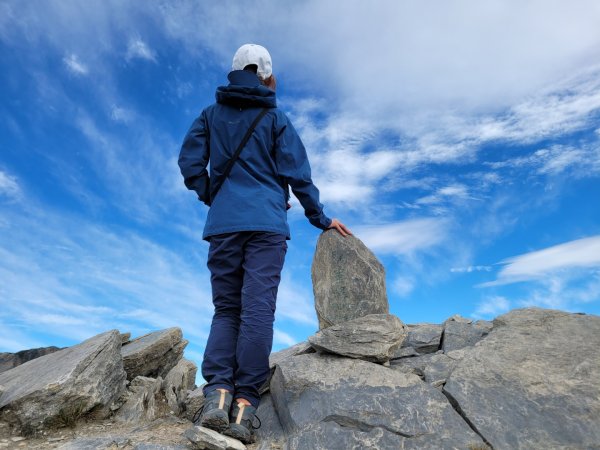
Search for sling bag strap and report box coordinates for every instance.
[210,107,270,201]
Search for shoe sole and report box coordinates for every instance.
[200,415,229,433]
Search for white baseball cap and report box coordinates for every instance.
[232,44,272,80]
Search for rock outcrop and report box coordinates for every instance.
[121,328,188,380]
[0,346,63,374]
[311,230,388,329]
[0,308,599,449]
[0,330,126,435]
[308,313,407,363]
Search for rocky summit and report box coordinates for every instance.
[0,234,599,449]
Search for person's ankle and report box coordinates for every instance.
[235,397,252,406]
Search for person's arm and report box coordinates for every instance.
[178,110,211,206]
[275,115,351,238]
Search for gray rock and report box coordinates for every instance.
[254,393,285,444]
[0,346,63,374]
[311,230,388,330]
[269,353,483,448]
[441,319,492,352]
[268,342,314,368]
[184,426,246,450]
[121,328,188,380]
[58,436,131,449]
[120,332,132,345]
[402,323,443,354]
[444,307,600,449]
[308,314,407,363]
[133,445,189,450]
[391,353,458,387]
[163,359,197,415]
[0,330,126,435]
[115,376,165,423]
[182,387,205,423]
[390,346,419,359]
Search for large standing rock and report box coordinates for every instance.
[269,353,484,449]
[0,346,63,375]
[0,330,126,434]
[443,308,600,449]
[311,230,388,330]
[121,328,187,380]
[308,314,407,363]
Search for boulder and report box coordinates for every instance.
[115,376,165,423]
[182,387,205,423]
[311,230,388,330]
[443,308,600,449]
[0,346,62,374]
[121,328,187,380]
[253,393,285,446]
[184,426,246,450]
[163,359,197,415]
[268,341,314,368]
[441,318,492,352]
[270,353,484,449]
[391,352,458,387]
[0,330,126,435]
[401,323,443,354]
[308,314,407,363]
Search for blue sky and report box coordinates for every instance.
[1,1,600,377]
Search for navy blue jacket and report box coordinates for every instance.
[179,70,332,240]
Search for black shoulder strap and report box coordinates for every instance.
[210,107,269,201]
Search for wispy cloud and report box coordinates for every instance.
[482,235,600,286]
[472,296,511,319]
[451,265,492,274]
[63,53,88,75]
[0,169,21,201]
[126,37,156,62]
[356,217,448,256]
[274,328,297,347]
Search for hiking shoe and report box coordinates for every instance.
[193,388,233,433]
[223,400,261,444]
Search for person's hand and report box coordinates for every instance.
[328,218,352,237]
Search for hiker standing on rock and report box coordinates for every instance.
[178,44,351,443]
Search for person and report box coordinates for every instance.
[178,43,351,443]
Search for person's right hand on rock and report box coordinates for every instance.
[328,218,352,237]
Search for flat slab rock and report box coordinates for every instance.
[184,426,246,450]
[0,346,63,375]
[311,230,388,330]
[444,307,600,449]
[269,352,484,449]
[308,314,407,363]
[0,330,126,434]
[399,323,443,355]
[441,317,493,352]
[121,328,187,380]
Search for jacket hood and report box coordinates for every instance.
[215,70,277,108]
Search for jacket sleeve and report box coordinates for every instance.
[178,110,211,206]
[275,114,332,230]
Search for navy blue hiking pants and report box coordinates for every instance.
[202,231,287,408]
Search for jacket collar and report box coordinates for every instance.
[215,71,276,108]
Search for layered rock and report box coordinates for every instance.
[441,316,493,352]
[0,346,62,375]
[308,313,407,363]
[163,359,197,415]
[0,330,126,435]
[311,230,388,329]
[115,376,165,423]
[270,353,484,449]
[121,328,187,380]
[443,308,600,449]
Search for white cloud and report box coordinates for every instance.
[63,53,88,75]
[355,217,448,256]
[0,170,21,201]
[451,265,492,274]
[276,273,318,326]
[110,105,134,123]
[473,296,511,319]
[274,328,297,347]
[126,38,156,62]
[391,275,415,297]
[482,235,600,286]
